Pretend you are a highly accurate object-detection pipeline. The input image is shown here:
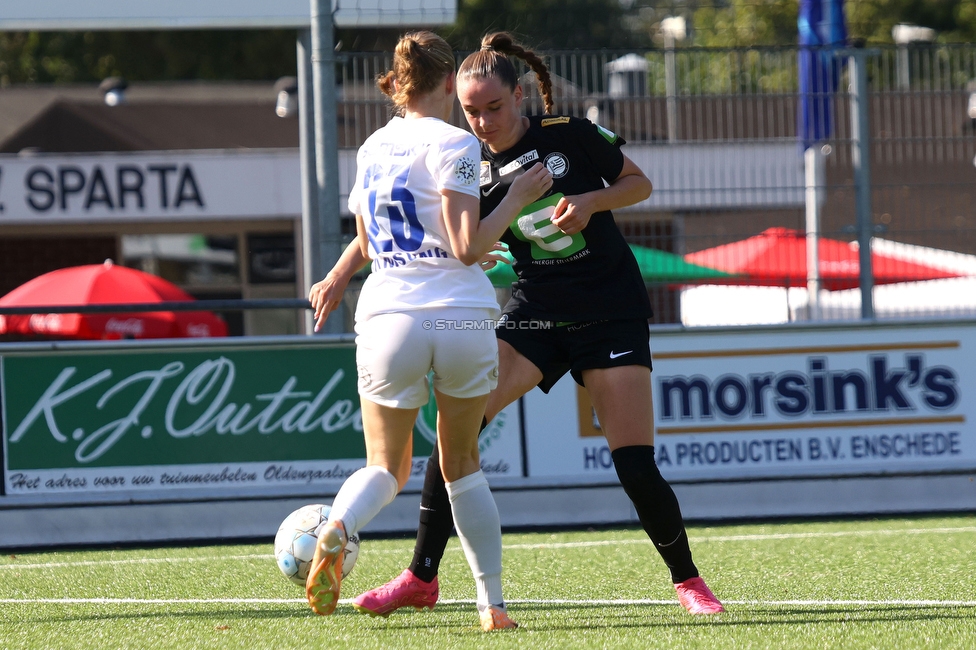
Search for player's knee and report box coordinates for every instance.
[611,445,665,493]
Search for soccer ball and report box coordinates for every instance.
[274,504,361,587]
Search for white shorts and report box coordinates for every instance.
[354,306,499,408]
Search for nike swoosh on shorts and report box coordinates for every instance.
[609,350,633,359]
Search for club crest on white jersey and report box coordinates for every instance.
[454,156,477,185]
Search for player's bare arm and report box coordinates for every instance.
[441,161,552,265]
[478,241,510,271]
[309,237,369,332]
[551,155,652,235]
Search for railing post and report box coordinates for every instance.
[838,47,879,320]
[310,0,346,334]
[664,33,677,142]
[297,29,319,335]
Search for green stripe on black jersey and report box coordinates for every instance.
[596,124,619,144]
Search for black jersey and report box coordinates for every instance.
[479,115,652,322]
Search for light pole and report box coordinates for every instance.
[891,24,935,90]
[659,16,686,143]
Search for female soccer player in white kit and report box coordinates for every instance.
[303,31,552,631]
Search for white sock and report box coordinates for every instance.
[328,465,399,537]
[445,470,504,609]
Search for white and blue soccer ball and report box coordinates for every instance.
[274,504,361,587]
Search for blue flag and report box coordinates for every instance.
[798,0,847,149]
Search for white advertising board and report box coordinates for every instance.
[0,1,456,30]
[623,142,805,212]
[0,150,301,224]
[0,144,800,225]
[523,320,976,483]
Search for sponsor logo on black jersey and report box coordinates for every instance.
[499,149,540,176]
[543,152,569,178]
[479,160,493,186]
[541,116,571,127]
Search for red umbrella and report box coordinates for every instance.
[685,227,962,291]
[0,260,227,340]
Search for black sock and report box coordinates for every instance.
[611,445,699,584]
[408,443,452,583]
[408,416,489,582]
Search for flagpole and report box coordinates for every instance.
[798,0,845,321]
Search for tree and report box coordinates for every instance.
[691,0,799,48]
[0,30,297,86]
[3,0,976,86]
[439,0,636,50]
[846,0,966,43]
[688,0,976,48]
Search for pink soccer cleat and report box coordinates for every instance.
[674,576,725,614]
[351,569,439,617]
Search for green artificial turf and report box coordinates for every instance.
[1,515,974,649]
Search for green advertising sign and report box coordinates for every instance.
[1,341,440,495]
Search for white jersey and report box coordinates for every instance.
[349,116,499,320]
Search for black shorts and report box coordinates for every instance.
[495,314,653,393]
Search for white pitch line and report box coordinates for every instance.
[0,597,974,608]
[2,526,974,571]
[0,554,273,570]
[501,526,976,550]
[0,598,306,604]
[691,526,976,543]
[498,599,976,607]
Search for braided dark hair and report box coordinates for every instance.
[457,32,553,115]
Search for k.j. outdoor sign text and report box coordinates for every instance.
[0,343,436,495]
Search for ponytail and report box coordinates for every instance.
[458,32,553,114]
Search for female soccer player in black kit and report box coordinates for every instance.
[310,31,724,617]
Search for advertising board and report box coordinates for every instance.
[3,320,972,498]
[523,321,975,482]
[1,339,522,496]
[2,322,974,545]
[0,151,301,225]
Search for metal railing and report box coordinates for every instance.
[334,45,976,326]
[0,299,312,316]
[0,299,315,341]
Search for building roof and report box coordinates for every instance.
[0,81,298,153]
